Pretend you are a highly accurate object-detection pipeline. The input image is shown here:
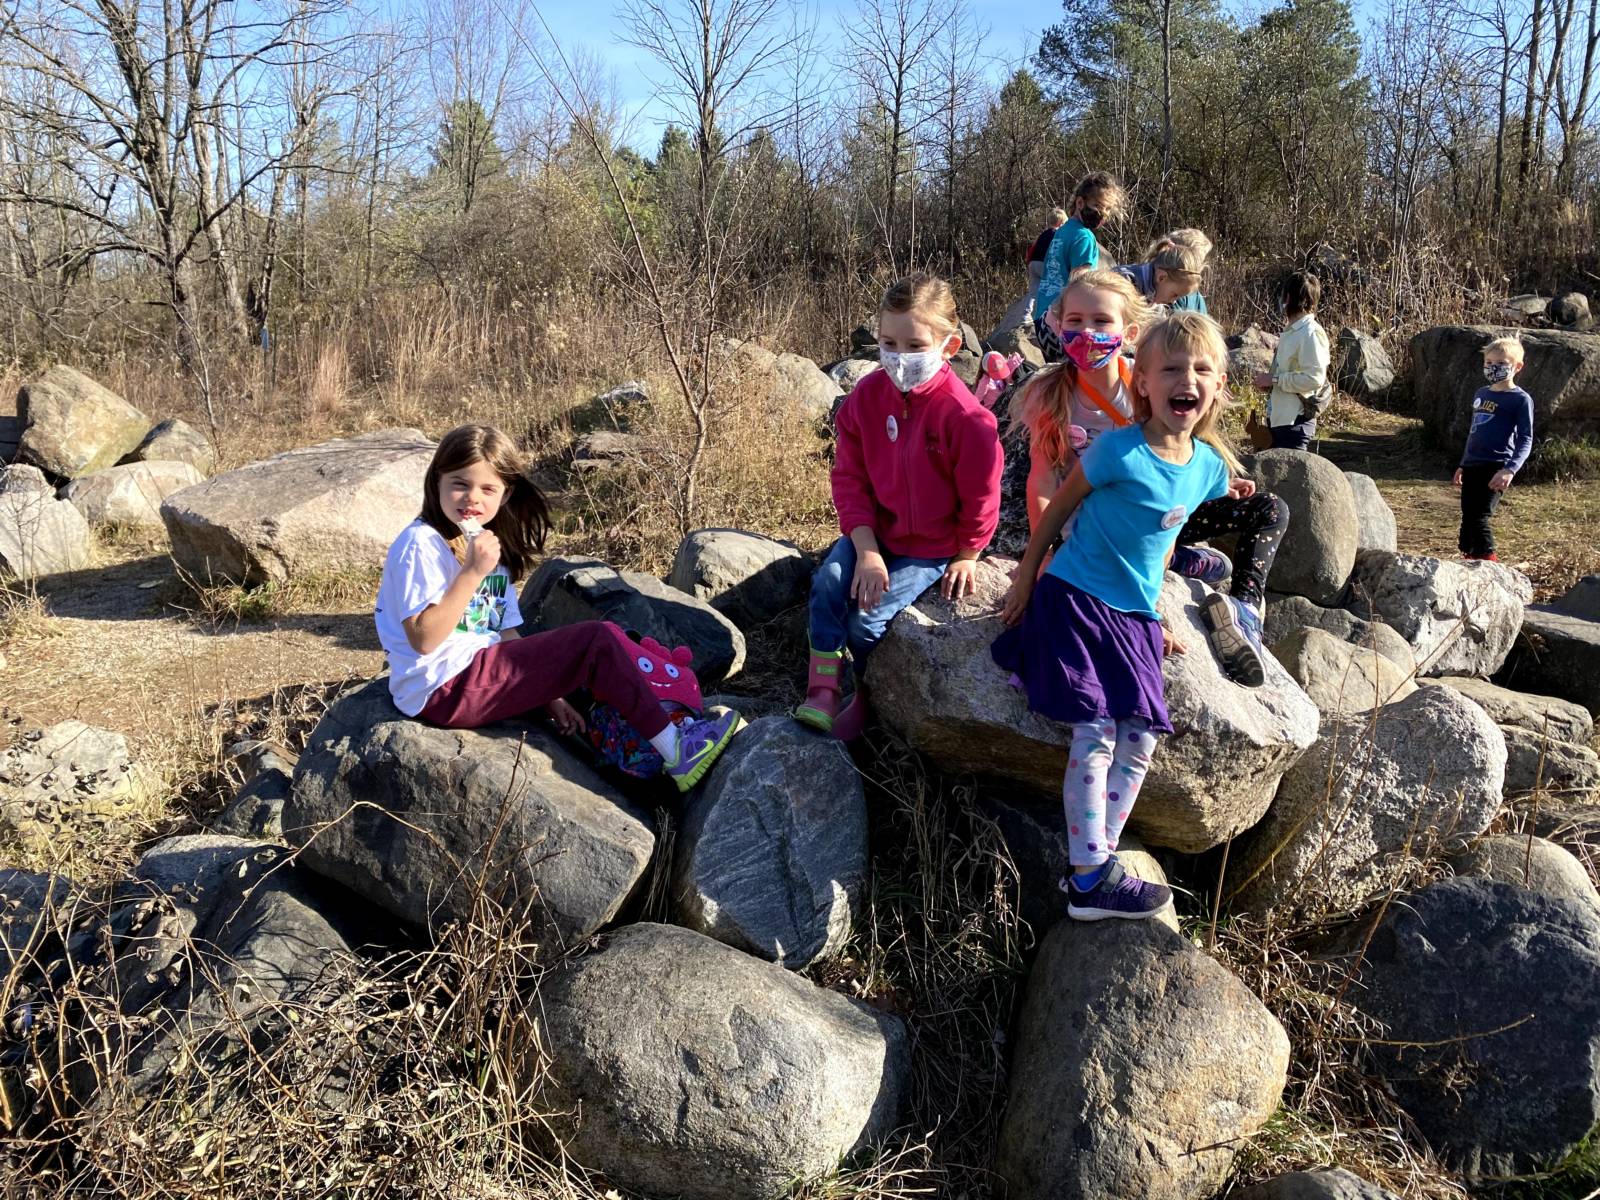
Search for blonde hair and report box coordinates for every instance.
[880,272,959,338]
[1012,269,1153,469]
[1073,171,1128,225]
[1131,311,1243,475]
[1483,335,1525,366]
[1049,207,1069,226]
[1166,228,1214,260]
[1149,242,1206,280]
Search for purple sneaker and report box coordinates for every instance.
[1062,858,1173,921]
[1202,592,1267,688]
[1171,544,1231,584]
[662,709,744,792]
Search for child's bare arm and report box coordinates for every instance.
[1002,466,1092,625]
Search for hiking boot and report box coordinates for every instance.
[1202,591,1266,688]
[1171,544,1231,584]
[1062,858,1173,921]
[663,709,744,792]
[794,647,844,733]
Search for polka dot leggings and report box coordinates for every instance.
[1176,492,1289,609]
[1064,719,1159,868]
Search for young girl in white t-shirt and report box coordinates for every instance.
[374,424,742,791]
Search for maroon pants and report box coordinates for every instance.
[417,620,670,738]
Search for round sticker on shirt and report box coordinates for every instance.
[886,414,899,442]
[1160,504,1188,530]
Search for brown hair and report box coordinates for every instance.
[420,424,551,581]
[879,272,960,338]
[1073,171,1128,227]
[1131,311,1243,475]
[1277,269,1322,316]
[1012,269,1152,469]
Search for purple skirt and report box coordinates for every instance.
[990,574,1171,733]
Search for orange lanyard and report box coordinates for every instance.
[1076,359,1133,428]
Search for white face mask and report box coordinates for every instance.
[880,347,945,392]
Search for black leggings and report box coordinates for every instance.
[1178,493,1290,607]
[1458,464,1503,557]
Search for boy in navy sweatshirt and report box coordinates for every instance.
[1453,336,1534,561]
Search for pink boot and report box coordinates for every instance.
[793,647,843,733]
[831,685,871,742]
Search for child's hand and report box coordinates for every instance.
[465,529,502,578]
[851,550,890,612]
[1252,371,1274,390]
[1161,623,1188,657]
[1490,469,1515,492]
[544,698,586,736]
[1000,573,1034,627]
[1228,478,1257,500]
[1452,468,1464,488]
[941,558,978,601]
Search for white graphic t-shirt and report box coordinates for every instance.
[375,520,521,715]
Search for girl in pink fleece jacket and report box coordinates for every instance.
[794,273,1005,740]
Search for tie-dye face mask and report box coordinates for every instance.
[1060,328,1124,371]
[1483,361,1514,383]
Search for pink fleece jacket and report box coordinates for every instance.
[832,363,1004,559]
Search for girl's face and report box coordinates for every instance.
[1138,345,1225,436]
[878,308,959,360]
[1057,285,1135,341]
[438,457,507,530]
[1153,270,1199,304]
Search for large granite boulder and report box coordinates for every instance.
[128,418,215,475]
[673,717,866,968]
[1270,626,1416,715]
[522,553,745,687]
[62,461,204,530]
[1228,323,1279,381]
[282,679,655,945]
[1333,328,1395,398]
[994,920,1289,1200]
[1553,573,1600,620]
[870,562,1320,853]
[1499,724,1600,799]
[1452,834,1600,915]
[0,721,157,869]
[1349,551,1531,677]
[1498,604,1600,714]
[537,923,909,1200]
[1248,450,1359,605]
[160,429,433,586]
[665,528,811,630]
[1434,675,1593,744]
[0,489,92,578]
[715,338,841,424]
[17,366,149,479]
[1263,592,1416,671]
[1350,878,1600,1179]
[1410,324,1600,443]
[1230,685,1506,915]
[1342,471,1397,552]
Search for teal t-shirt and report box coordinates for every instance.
[1033,218,1100,320]
[1048,424,1231,617]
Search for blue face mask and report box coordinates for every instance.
[1484,361,1514,383]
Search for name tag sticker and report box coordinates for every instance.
[886,415,899,442]
[1161,505,1188,530]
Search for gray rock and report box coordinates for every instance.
[1333,328,1396,398]
[1350,878,1600,1179]
[1350,551,1531,677]
[1498,604,1600,715]
[702,691,787,723]
[666,528,810,630]
[673,718,865,967]
[17,365,149,479]
[1264,592,1416,671]
[570,429,642,469]
[0,490,92,578]
[948,347,982,389]
[715,337,841,424]
[160,429,434,587]
[1231,685,1506,915]
[827,356,880,392]
[1553,573,1600,621]
[1235,1169,1399,1199]
[225,738,299,782]
[537,923,910,1200]
[0,414,18,462]
[1551,290,1594,330]
[62,460,204,530]
[590,380,650,430]
[1410,325,1600,444]
[988,320,1046,369]
[213,767,290,841]
[522,554,745,687]
[1453,834,1600,915]
[1501,294,1550,323]
[283,678,654,945]
[0,463,51,496]
[1342,471,1397,552]
[1228,323,1279,381]
[0,869,73,974]
[0,721,155,863]
[869,562,1320,853]
[1249,450,1359,605]
[1270,626,1416,715]
[994,920,1289,1200]
[1433,675,1593,744]
[1500,724,1600,799]
[129,418,215,475]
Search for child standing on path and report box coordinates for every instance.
[375,424,742,791]
[1453,336,1533,562]
[1255,270,1331,451]
[1032,172,1127,361]
[795,274,1004,740]
[993,311,1240,920]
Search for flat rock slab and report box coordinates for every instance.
[1349,550,1531,677]
[160,428,434,586]
[522,553,745,687]
[0,490,92,579]
[1350,878,1600,1179]
[870,562,1319,853]
[537,923,909,1200]
[62,460,204,529]
[1498,604,1600,715]
[18,365,149,479]
[283,678,654,946]
[995,919,1289,1200]
[673,717,866,967]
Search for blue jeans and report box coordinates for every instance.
[809,536,948,675]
